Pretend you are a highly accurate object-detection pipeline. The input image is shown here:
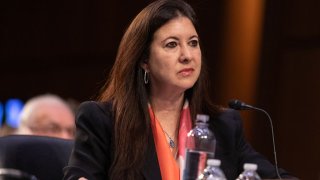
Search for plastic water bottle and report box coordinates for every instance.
[197,159,226,180]
[236,163,261,180]
[183,114,216,180]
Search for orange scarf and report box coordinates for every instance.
[149,100,192,180]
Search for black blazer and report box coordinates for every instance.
[63,101,294,180]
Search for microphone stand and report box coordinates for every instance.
[248,106,282,180]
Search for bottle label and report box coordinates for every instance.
[183,149,215,180]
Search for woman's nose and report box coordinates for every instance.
[179,45,192,64]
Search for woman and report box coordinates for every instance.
[63,0,295,179]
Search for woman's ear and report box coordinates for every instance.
[140,61,149,72]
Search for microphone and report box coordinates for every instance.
[228,99,282,179]
[228,99,255,110]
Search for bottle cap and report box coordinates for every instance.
[207,159,221,166]
[196,114,209,123]
[243,163,258,171]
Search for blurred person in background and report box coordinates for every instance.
[15,94,75,139]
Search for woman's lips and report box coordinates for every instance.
[178,68,194,76]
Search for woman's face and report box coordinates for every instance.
[144,16,201,95]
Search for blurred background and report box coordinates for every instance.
[1,0,319,179]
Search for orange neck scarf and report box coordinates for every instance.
[149,100,192,180]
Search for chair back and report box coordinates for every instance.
[0,135,74,180]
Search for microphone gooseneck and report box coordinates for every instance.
[228,99,282,180]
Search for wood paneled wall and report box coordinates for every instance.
[255,0,320,179]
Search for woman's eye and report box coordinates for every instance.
[165,41,177,48]
[189,40,198,47]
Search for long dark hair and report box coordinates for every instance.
[98,0,221,179]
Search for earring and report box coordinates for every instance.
[144,71,149,84]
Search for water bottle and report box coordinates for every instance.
[197,159,226,180]
[183,114,216,180]
[236,163,261,180]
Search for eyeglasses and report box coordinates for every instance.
[28,123,75,138]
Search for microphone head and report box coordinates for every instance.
[228,99,246,110]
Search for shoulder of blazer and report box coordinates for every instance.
[209,108,243,151]
[78,101,113,116]
[209,108,242,129]
[76,101,114,135]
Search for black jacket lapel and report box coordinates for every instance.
[141,135,162,180]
